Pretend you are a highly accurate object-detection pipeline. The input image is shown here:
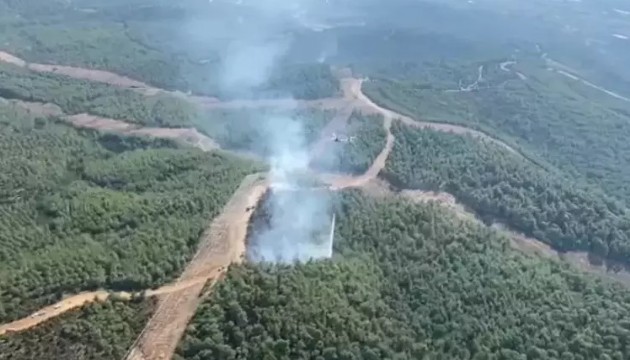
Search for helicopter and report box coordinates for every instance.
[330,132,356,143]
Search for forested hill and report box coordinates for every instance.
[177,191,630,360]
[382,122,630,265]
[0,299,154,360]
[0,1,340,100]
[0,62,199,128]
[363,59,630,204]
[0,102,262,323]
[5,0,630,359]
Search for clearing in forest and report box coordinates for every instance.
[124,173,268,360]
[1,51,609,360]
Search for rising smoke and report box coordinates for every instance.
[199,0,337,263]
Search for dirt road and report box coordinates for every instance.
[6,100,220,152]
[0,50,521,156]
[0,277,209,337]
[0,51,162,96]
[347,78,520,155]
[0,51,347,110]
[124,173,268,360]
[1,50,618,359]
[543,54,630,103]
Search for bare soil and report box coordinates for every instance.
[347,78,520,155]
[2,52,629,359]
[9,99,64,117]
[0,277,206,337]
[0,51,26,67]
[124,174,268,360]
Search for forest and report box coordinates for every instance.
[193,107,385,174]
[177,191,630,360]
[310,112,388,175]
[0,0,340,100]
[246,188,333,264]
[197,108,335,157]
[0,63,199,128]
[363,58,630,203]
[0,102,262,323]
[382,122,630,265]
[5,1,630,359]
[0,299,154,360]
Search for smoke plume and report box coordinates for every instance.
[200,0,336,263]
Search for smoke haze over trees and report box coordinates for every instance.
[5,0,630,358]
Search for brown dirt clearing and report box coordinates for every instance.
[124,174,268,360]
[2,52,628,360]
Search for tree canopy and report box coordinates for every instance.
[0,102,262,323]
[382,122,630,265]
[0,299,154,360]
[364,58,630,203]
[177,191,630,360]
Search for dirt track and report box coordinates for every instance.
[124,173,268,360]
[8,100,220,152]
[346,78,520,155]
[0,277,210,337]
[0,50,522,155]
[0,51,346,110]
[0,55,587,343]
[1,51,624,359]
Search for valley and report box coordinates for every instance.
[2,50,630,360]
[4,1,630,359]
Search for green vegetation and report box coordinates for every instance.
[0,299,154,360]
[383,122,630,264]
[0,62,199,127]
[311,112,387,175]
[197,108,335,156]
[0,103,262,323]
[364,59,630,202]
[1,22,183,91]
[6,2,630,359]
[177,191,630,360]
[0,1,340,99]
[261,64,340,100]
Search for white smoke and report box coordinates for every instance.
[221,39,290,93]
[203,0,335,263]
[248,189,333,264]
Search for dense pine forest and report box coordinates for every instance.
[5,0,630,359]
[197,108,335,156]
[0,299,154,360]
[177,191,630,360]
[0,103,262,323]
[311,112,388,175]
[0,63,199,128]
[382,122,630,265]
[364,59,630,203]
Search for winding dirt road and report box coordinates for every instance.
[0,52,551,342]
[0,50,622,360]
[125,173,268,360]
[0,50,520,156]
[8,99,220,152]
[0,276,214,337]
[0,51,347,110]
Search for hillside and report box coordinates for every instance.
[0,0,340,99]
[0,102,261,323]
[0,299,154,360]
[177,191,630,360]
[364,58,630,203]
[4,0,630,359]
[382,122,630,265]
[0,62,199,128]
